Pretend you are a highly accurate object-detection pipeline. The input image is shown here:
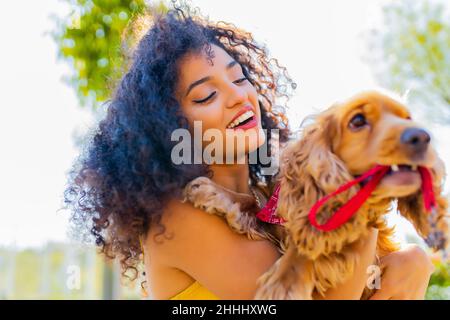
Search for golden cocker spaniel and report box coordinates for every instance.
[183,90,449,299]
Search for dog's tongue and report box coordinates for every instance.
[308,165,436,232]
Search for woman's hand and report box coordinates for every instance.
[370,244,435,300]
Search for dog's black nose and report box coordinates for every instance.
[400,127,430,154]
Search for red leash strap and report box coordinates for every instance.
[419,166,436,211]
[308,165,390,232]
[256,165,437,231]
[419,167,445,251]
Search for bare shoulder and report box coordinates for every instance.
[148,198,228,246]
[147,197,281,299]
[149,197,278,263]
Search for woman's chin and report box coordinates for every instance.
[228,127,265,154]
[247,127,266,153]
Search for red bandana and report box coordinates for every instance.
[256,165,436,231]
[255,183,287,225]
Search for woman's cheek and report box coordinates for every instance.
[249,84,259,103]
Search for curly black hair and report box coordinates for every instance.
[63,3,295,281]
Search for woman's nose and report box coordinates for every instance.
[225,83,247,108]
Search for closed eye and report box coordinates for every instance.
[234,77,248,84]
[193,91,216,104]
[192,77,248,104]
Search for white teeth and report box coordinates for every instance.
[227,110,254,128]
[390,164,418,172]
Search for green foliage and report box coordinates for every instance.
[366,0,450,123]
[429,261,450,287]
[53,0,167,109]
[426,261,450,299]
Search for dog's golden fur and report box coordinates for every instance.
[183,90,449,299]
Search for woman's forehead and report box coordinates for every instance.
[178,45,234,83]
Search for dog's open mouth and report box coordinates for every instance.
[359,164,421,187]
[383,164,421,186]
[386,164,417,174]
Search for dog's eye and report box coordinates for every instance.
[349,113,367,130]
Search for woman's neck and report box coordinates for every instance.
[209,163,251,194]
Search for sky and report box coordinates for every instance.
[1,0,449,248]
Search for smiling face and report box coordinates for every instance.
[332,91,441,198]
[175,44,265,163]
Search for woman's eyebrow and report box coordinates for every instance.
[185,76,211,97]
[185,60,239,97]
[226,60,238,69]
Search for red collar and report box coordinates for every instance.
[256,165,436,231]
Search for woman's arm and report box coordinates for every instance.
[151,199,379,300]
[369,244,434,300]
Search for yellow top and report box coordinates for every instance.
[169,281,220,300]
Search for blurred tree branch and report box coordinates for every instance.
[52,0,167,109]
[365,0,450,123]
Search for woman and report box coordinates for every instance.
[64,5,434,300]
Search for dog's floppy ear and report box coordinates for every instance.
[277,110,365,258]
[397,157,449,250]
[303,111,350,195]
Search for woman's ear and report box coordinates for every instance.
[397,157,449,250]
[277,112,362,259]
